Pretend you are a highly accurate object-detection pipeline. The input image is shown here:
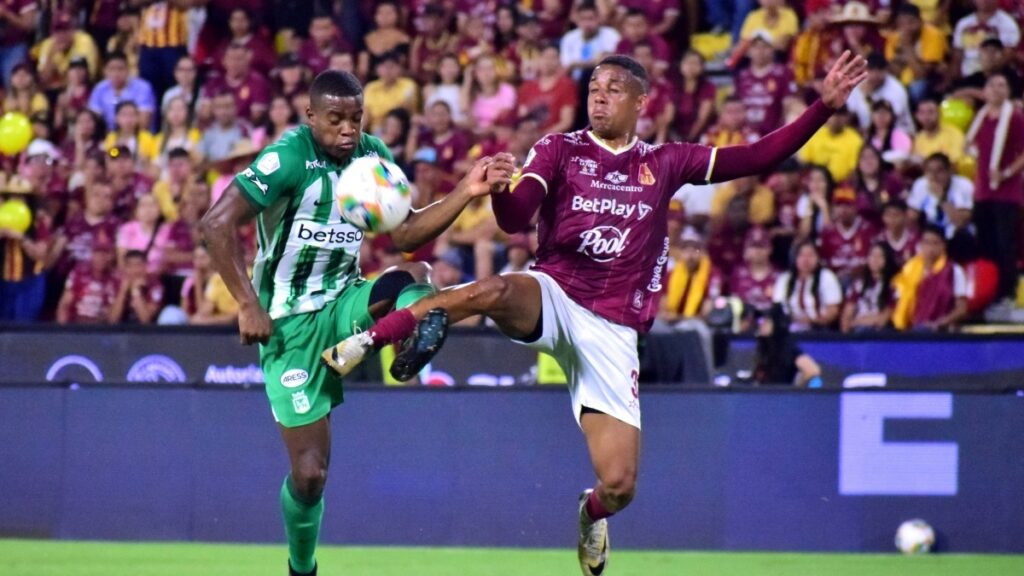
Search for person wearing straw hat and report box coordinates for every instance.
[210,138,260,206]
[0,175,52,321]
[793,1,882,86]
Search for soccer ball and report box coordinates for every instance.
[336,156,412,233]
[895,519,935,555]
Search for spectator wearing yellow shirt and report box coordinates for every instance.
[885,4,948,102]
[35,11,100,92]
[911,97,965,166]
[151,148,195,221]
[102,101,159,169]
[183,245,239,325]
[3,63,49,117]
[799,107,863,182]
[711,175,776,225]
[363,51,419,135]
[737,0,800,56]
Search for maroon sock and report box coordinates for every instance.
[368,309,417,348]
[584,490,614,522]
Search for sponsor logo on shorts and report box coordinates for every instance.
[257,152,280,175]
[280,368,309,388]
[294,222,364,247]
[646,237,670,292]
[577,226,631,262]
[291,391,311,414]
[126,354,187,383]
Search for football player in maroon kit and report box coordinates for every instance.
[323,51,867,576]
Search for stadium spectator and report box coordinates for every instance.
[152,147,195,221]
[631,41,674,144]
[799,107,863,182]
[708,192,755,280]
[56,232,118,324]
[878,199,919,265]
[252,95,298,149]
[559,2,620,80]
[432,247,468,290]
[952,38,1024,106]
[88,51,156,131]
[892,224,968,331]
[103,101,159,168]
[702,97,759,148]
[106,145,154,220]
[299,14,351,77]
[517,43,577,134]
[965,73,1024,304]
[440,195,499,281]
[53,57,94,131]
[502,10,543,82]
[793,2,881,87]
[703,0,755,42]
[773,239,843,332]
[462,54,517,136]
[615,9,671,74]
[851,145,905,222]
[358,2,411,80]
[198,92,250,168]
[0,176,50,321]
[160,55,199,113]
[181,245,239,324]
[499,232,534,274]
[911,97,965,166]
[136,0,190,101]
[364,50,419,135]
[53,180,119,278]
[153,97,200,177]
[865,100,913,163]
[202,43,272,125]
[711,174,775,226]
[210,8,276,76]
[209,140,258,205]
[108,248,164,325]
[410,5,456,84]
[797,165,835,242]
[818,184,878,285]
[764,158,803,262]
[36,11,101,92]
[62,109,104,174]
[846,54,914,135]
[885,4,948,103]
[0,0,37,90]
[951,0,1020,78]
[729,227,779,315]
[273,54,308,103]
[737,0,799,55]
[453,13,495,72]
[4,62,48,117]
[908,153,975,236]
[734,31,797,136]
[407,100,471,195]
[422,54,467,126]
[751,303,822,387]
[841,242,898,332]
[378,108,412,174]
[658,227,720,372]
[675,50,716,142]
[115,193,171,272]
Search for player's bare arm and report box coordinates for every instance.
[388,153,516,252]
[198,182,270,346]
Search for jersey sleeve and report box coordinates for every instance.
[235,138,304,212]
[365,134,396,163]
[520,134,564,194]
[660,141,716,190]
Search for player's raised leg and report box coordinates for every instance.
[279,417,331,576]
[321,273,543,379]
[577,411,640,576]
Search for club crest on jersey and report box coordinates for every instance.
[639,163,656,186]
[578,226,630,262]
[257,152,280,175]
[605,171,628,185]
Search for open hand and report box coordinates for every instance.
[821,50,869,110]
[465,153,516,198]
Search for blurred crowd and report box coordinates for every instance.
[0,0,1021,333]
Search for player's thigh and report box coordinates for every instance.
[279,415,332,472]
[581,410,641,487]
[323,277,379,339]
[486,272,544,339]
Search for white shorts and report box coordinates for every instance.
[512,271,641,430]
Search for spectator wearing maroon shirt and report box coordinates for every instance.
[54,58,94,133]
[878,199,918,266]
[893,225,968,331]
[273,54,309,104]
[202,43,272,125]
[406,101,471,195]
[53,180,120,279]
[0,0,38,89]
[841,241,898,332]
[729,227,779,315]
[106,145,154,220]
[299,14,351,77]
[504,10,545,82]
[358,2,411,80]
[851,145,906,223]
[615,9,672,74]
[615,0,680,37]
[765,158,803,265]
[410,5,456,84]
[818,184,878,285]
[676,50,716,142]
[701,97,760,148]
[734,31,796,135]
[56,234,118,325]
[632,42,674,144]
[517,43,577,134]
[210,9,277,76]
[108,249,164,325]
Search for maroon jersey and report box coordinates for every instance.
[636,78,673,141]
[201,71,272,122]
[729,265,778,312]
[520,130,714,331]
[58,214,121,275]
[735,64,795,136]
[817,218,877,281]
[297,37,351,77]
[63,263,118,323]
[675,79,716,140]
[0,0,37,47]
[112,173,155,221]
[878,229,918,266]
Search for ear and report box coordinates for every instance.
[305,106,314,123]
[635,92,649,115]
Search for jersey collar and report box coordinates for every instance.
[586,130,639,156]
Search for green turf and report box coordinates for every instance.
[1,539,1021,576]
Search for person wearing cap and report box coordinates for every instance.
[952,0,1020,79]
[738,0,799,53]
[845,53,914,135]
[884,3,948,101]
[410,5,457,85]
[734,30,797,135]
[201,42,273,125]
[730,227,780,315]
[364,50,419,135]
[798,106,863,182]
[518,42,578,134]
[0,175,51,321]
[952,37,1024,105]
[792,1,882,86]
[35,11,101,91]
[818,184,879,285]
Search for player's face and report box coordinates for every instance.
[587,65,647,139]
[308,94,363,163]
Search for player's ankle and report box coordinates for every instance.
[368,308,417,348]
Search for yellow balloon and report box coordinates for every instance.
[956,155,977,180]
[940,98,974,134]
[0,199,32,234]
[0,112,33,156]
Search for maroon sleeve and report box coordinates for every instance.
[710,99,834,183]
[492,177,546,233]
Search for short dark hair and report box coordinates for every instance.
[576,1,598,14]
[595,54,649,93]
[896,3,921,19]
[114,100,138,114]
[624,7,645,20]
[310,70,363,106]
[921,223,946,243]
[883,198,908,212]
[981,37,1005,50]
[124,249,147,261]
[925,152,952,169]
[105,50,128,64]
[168,147,191,161]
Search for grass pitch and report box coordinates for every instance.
[1,539,1021,576]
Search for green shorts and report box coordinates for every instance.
[260,278,377,428]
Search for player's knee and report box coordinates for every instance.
[393,261,431,284]
[468,274,509,310]
[291,457,328,502]
[600,467,637,510]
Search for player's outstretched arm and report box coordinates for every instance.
[491,176,545,234]
[708,51,868,183]
[199,182,271,346]
[389,153,515,252]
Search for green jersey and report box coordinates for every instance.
[236,126,392,320]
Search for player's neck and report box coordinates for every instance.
[588,130,637,152]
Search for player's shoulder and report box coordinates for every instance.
[262,125,314,162]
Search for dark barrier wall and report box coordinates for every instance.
[1,386,1022,552]
[2,328,1024,389]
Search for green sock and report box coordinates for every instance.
[395,282,435,310]
[280,475,324,574]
